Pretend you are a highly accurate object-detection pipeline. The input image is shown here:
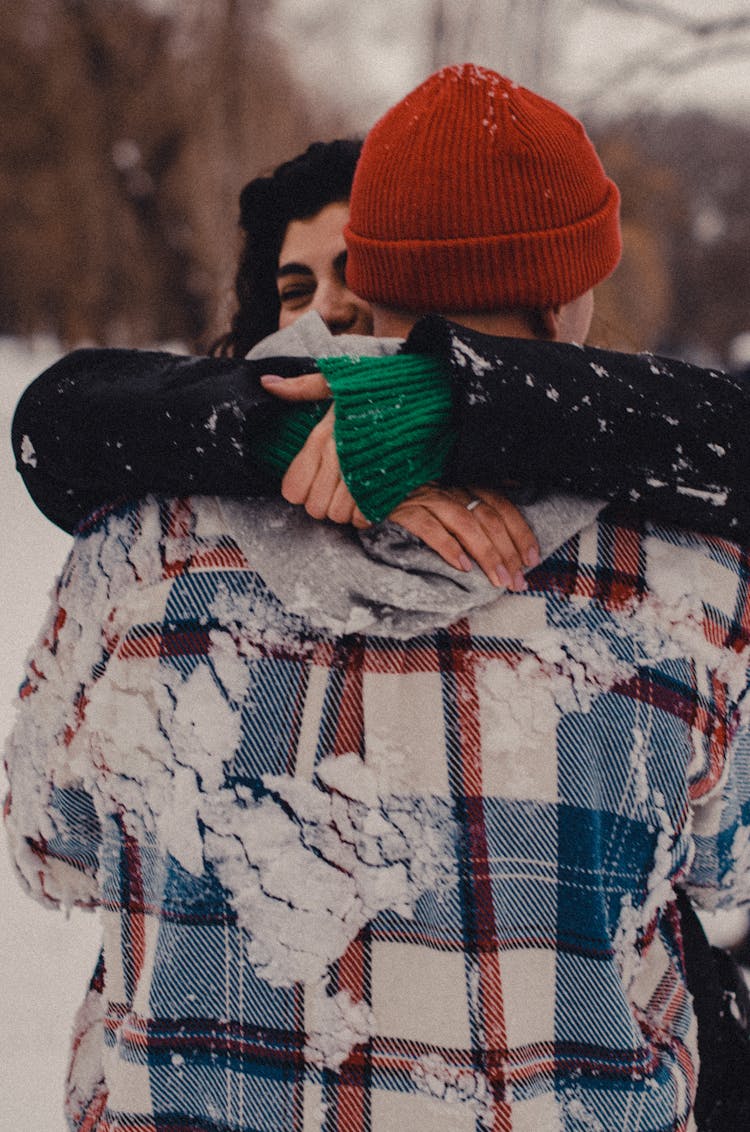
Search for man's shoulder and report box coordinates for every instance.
[637,518,750,659]
[72,495,236,583]
[642,519,749,591]
[64,496,274,636]
[533,505,750,654]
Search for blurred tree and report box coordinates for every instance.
[644,110,750,366]
[0,0,327,348]
[423,1,750,361]
[588,131,682,353]
[579,0,750,115]
[590,112,750,365]
[427,0,565,96]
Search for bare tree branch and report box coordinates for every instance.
[584,0,750,38]
[580,33,750,112]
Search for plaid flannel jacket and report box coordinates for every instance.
[5,495,750,1132]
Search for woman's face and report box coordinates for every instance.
[276,201,373,336]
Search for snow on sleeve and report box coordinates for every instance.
[637,529,750,909]
[3,525,116,909]
[4,501,177,908]
[411,1052,494,1128]
[74,584,457,1070]
[79,628,242,876]
[688,705,750,910]
[65,978,107,1129]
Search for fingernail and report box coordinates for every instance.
[260,374,284,385]
[459,554,473,573]
[525,546,541,568]
[495,564,512,588]
[513,571,528,592]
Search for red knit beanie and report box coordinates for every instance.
[345,64,621,312]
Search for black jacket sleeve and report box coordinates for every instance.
[13,330,750,542]
[11,348,316,533]
[406,315,750,541]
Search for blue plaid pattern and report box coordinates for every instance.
[6,495,750,1132]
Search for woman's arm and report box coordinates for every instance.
[406,315,750,541]
[11,346,538,587]
[14,326,750,542]
[11,347,320,533]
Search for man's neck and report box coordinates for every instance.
[372,304,542,340]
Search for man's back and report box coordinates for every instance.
[7,491,750,1131]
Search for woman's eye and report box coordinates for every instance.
[279,283,314,306]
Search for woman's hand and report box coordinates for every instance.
[260,372,540,589]
[282,404,370,527]
[389,485,538,591]
[261,372,368,526]
[261,371,331,400]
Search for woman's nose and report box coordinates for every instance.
[312,281,359,334]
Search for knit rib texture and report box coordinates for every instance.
[318,353,455,522]
[249,356,454,523]
[250,400,329,477]
[345,63,621,311]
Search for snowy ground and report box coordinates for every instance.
[1,339,100,1132]
[1,336,748,1130]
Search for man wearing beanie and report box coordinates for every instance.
[345,65,620,317]
[6,64,750,1132]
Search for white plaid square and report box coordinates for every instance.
[371,941,471,1048]
[468,590,548,639]
[577,521,601,571]
[102,1044,153,1116]
[100,909,128,1004]
[371,1083,477,1132]
[131,914,161,1017]
[303,1083,326,1132]
[499,947,556,1050]
[295,664,332,781]
[363,671,450,796]
[510,1090,561,1131]
[476,657,560,802]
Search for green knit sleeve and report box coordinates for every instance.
[248,400,328,477]
[318,353,455,523]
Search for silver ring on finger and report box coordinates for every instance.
[465,498,482,512]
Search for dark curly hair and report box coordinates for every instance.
[213,138,363,358]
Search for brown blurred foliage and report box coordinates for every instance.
[0,0,330,348]
[590,112,750,365]
[590,134,679,353]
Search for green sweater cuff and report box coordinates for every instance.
[318,353,455,523]
[249,400,328,477]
